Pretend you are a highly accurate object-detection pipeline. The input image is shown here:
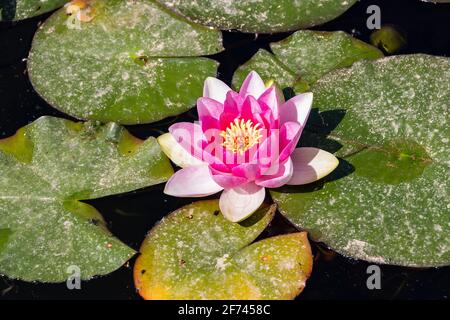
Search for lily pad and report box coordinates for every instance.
[0,0,67,21]
[27,0,223,125]
[272,55,450,267]
[157,0,357,33]
[232,50,307,94]
[0,116,174,282]
[233,31,383,91]
[134,200,313,300]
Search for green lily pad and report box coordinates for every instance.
[157,0,357,33]
[0,0,67,21]
[232,49,308,94]
[233,31,383,91]
[27,0,223,125]
[272,54,450,267]
[134,200,313,300]
[0,116,174,282]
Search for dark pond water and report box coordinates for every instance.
[0,0,449,299]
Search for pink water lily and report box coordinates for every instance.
[158,71,339,222]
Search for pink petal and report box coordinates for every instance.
[223,91,243,114]
[169,122,204,161]
[280,92,313,126]
[209,161,231,174]
[288,147,339,185]
[164,165,223,197]
[219,112,237,131]
[252,109,272,129]
[259,108,277,130]
[200,115,220,132]
[258,86,284,120]
[279,121,302,163]
[256,157,293,188]
[197,97,223,122]
[240,95,263,121]
[210,170,249,189]
[251,130,278,168]
[201,132,233,167]
[219,92,243,130]
[203,77,231,104]
[231,163,260,181]
[219,183,266,222]
[239,71,266,99]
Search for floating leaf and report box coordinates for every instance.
[370,25,407,54]
[134,200,313,300]
[157,0,357,33]
[28,0,223,125]
[232,50,308,94]
[0,0,67,21]
[0,116,174,282]
[233,31,383,91]
[272,55,450,267]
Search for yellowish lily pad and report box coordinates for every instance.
[134,200,313,300]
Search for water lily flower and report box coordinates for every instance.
[158,71,339,222]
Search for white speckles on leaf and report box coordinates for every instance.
[157,0,357,33]
[0,116,173,282]
[273,55,450,267]
[134,200,313,300]
[1,0,68,21]
[233,30,382,92]
[27,0,223,124]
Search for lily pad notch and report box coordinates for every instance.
[0,116,174,282]
[27,0,224,124]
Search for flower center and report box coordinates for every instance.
[220,119,262,155]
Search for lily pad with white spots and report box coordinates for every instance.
[27,0,223,125]
[157,0,357,33]
[233,31,383,91]
[134,200,313,300]
[271,55,450,267]
[0,0,67,21]
[0,116,174,282]
[232,50,307,93]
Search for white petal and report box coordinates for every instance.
[239,71,266,99]
[280,92,313,126]
[157,133,204,168]
[219,183,265,222]
[164,165,223,197]
[288,147,339,185]
[203,77,231,104]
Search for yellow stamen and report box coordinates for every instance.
[220,119,262,155]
